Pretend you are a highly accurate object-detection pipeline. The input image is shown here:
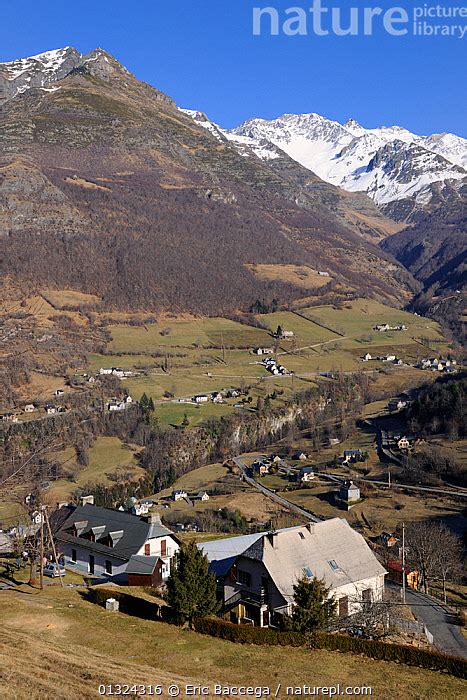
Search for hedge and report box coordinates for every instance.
[90,587,161,621]
[194,617,467,679]
[194,617,305,646]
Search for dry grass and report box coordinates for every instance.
[0,586,464,699]
[246,264,332,289]
[42,289,102,309]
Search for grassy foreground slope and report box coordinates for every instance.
[0,587,465,700]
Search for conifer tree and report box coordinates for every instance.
[165,541,219,627]
[288,576,337,632]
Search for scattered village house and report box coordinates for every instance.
[387,560,419,590]
[253,347,274,356]
[24,404,36,413]
[338,480,361,504]
[44,404,57,415]
[397,436,412,451]
[299,466,316,483]
[252,460,269,476]
[343,449,364,463]
[172,490,188,502]
[193,394,209,403]
[2,412,18,422]
[56,504,179,583]
[388,399,407,412]
[199,519,386,627]
[379,532,399,549]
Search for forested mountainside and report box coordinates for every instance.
[382,198,466,342]
[0,47,417,314]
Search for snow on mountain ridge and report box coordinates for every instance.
[231,112,466,210]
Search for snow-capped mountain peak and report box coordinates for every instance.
[230,112,466,217]
[0,47,130,105]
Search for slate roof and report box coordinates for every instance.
[126,554,161,575]
[56,504,174,562]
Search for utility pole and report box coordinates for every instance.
[402,522,406,604]
[388,466,391,488]
[39,506,44,591]
[44,507,65,588]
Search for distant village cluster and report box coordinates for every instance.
[362,353,457,373]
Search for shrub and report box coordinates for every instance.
[90,587,161,621]
[309,633,466,679]
[193,617,305,646]
[193,617,467,679]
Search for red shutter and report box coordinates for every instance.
[144,543,150,556]
[161,540,167,557]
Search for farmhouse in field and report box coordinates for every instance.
[373,324,407,332]
[253,347,274,356]
[388,399,407,412]
[299,466,316,482]
[24,404,37,413]
[56,505,179,583]
[339,480,361,504]
[199,519,386,627]
[172,489,188,501]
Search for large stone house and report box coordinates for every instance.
[56,504,180,583]
[199,519,386,628]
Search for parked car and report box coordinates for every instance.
[43,563,66,578]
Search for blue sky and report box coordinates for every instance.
[1,0,466,136]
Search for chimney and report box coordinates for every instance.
[57,501,69,510]
[267,531,279,549]
[305,522,314,534]
[80,495,94,506]
[146,513,162,525]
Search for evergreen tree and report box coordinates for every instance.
[287,576,337,633]
[165,541,219,627]
[140,392,150,412]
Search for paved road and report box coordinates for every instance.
[402,586,467,659]
[233,456,322,523]
[321,472,467,499]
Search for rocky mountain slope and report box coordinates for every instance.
[0,47,416,314]
[230,113,467,222]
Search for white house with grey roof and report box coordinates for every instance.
[199,519,386,627]
[56,504,180,583]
